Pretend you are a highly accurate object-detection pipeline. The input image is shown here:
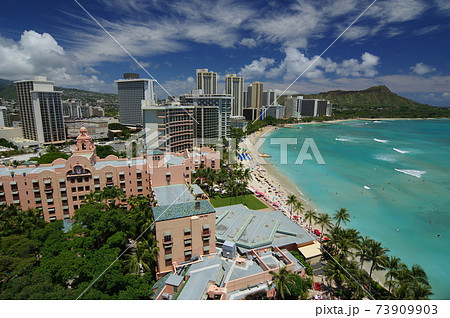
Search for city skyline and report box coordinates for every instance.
[0,0,450,106]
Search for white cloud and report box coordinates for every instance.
[434,0,450,14]
[240,38,258,48]
[414,25,440,35]
[70,0,256,64]
[0,30,106,90]
[410,62,436,75]
[341,26,372,41]
[239,57,275,79]
[336,52,380,77]
[368,0,427,23]
[241,49,379,81]
[154,76,196,98]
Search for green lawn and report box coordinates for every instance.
[210,194,268,210]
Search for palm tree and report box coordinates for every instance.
[392,263,432,299]
[269,267,297,300]
[324,255,348,290]
[241,168,253,182]
[384,255,401,292]
[286,195,297,218]
[294,200,304,219]
[316,213,333,239]
[100,185,125,208]
[333,208,350,228]
[336,228,360,261]
[355,236,373,270]
[367,240,389,279]
[304,209,317,227]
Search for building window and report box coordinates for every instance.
[184,239,192,247]
[77,178,82,183]
[74,205,79,210]
[184,227,191,236]
[78,186,83,192]
[72,187,76,192]
[85,186,90,191]
[72,196,77,201]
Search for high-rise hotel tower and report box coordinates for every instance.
[115,73,156,126]
[225,74,244,117]
[196,69,217,95]
[15,76,66,144]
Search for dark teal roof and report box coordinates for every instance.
[147,149,164,155]
[152,273,170,299]
[153,200,215,222]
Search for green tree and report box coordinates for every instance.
[269,267,297,300]
[324,256,348,290]
[392,263,432,300]
[37,152,69,164]
[96,145,119,158]
[286,194,298,218]
[304,209,318,227]
[333,208,350,228]
[0,235,39,283]
[384,255,401,292]
[367,240,389,279]
[316,213,333,239]
[355,236,373,270]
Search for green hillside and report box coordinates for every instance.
[0,79,13,92]
[280,85,450,119]
[303,85,425,108]
[0,78,117,104]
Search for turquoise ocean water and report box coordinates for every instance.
[261,119,450,299]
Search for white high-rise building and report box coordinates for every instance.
[0,106,7,127]
[115,73,156,126]
[250,81,263,111]
[225,74,244,117]
[196,69,217,95]
[14,76,66,143]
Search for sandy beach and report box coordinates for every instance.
[240,126,321,229]
[240,123,389,288]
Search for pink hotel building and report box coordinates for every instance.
[0,127,220,222]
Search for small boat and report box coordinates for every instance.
[259,153,271,158]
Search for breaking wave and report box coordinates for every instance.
[395,169,426,178]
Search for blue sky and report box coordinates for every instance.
[1,0,449,106]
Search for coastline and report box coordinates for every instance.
[241,126,320,225]
[241,123,389,287]
[283,117,445,126]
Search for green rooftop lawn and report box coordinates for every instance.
[210,194,268,210]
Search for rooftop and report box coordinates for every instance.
[177,255,222,300]
[0,157,147,177]
[215,204,315,251]
[152,200,215,222]
[165,273,184,287]
[153,184,196,206]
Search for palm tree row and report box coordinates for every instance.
[314,208,433,300]
[192,164,253,199]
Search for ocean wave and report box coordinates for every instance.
[335,138,349,142]
[363,185,371,190]
[395,169,426,178]
[374,138,389,143]
[393,148,409,154]
[375,155,396,162]
[373,120,383,123]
